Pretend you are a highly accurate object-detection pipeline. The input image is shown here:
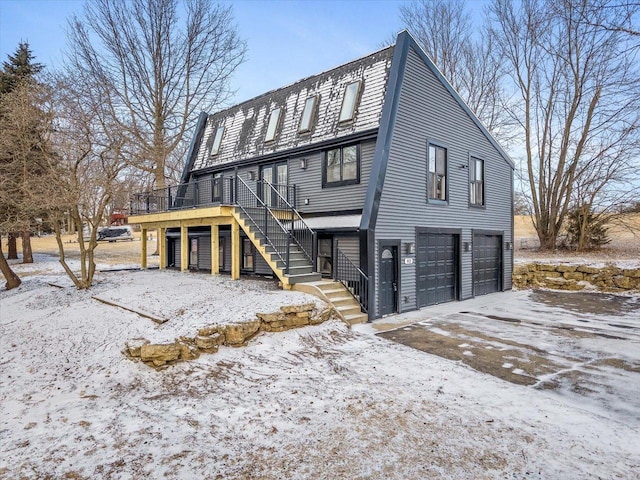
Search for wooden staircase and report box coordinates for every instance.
[293,280,368,325]
[232,207,321,287]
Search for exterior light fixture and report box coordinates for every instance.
[463,242,471,252]
[405,242,416,254]
[248,171,256,181]
[300,158,308,170]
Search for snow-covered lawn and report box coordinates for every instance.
[1,258,639,478]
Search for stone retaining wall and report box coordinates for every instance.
[125,303,335,368]
[513,263,640,292]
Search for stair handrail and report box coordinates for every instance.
[259,179,316,268]
[334,247,368,313]
[234,176,292,271]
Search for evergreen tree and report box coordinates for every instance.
[0,42,43,94]
[0,43,45,271]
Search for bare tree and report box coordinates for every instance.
[35,75,130,289]
[490,0,640,250]
[399,0,512,137]
[65,0,246,190]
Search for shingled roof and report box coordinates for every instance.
[191,46,395,172]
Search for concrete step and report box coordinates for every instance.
[331,296,358,308]
[336,305,362,317]
[343,312,368,325]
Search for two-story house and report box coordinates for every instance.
[129,31,514,323]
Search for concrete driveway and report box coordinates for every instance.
[372,290,640,423]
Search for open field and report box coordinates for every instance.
[9,231,158,270]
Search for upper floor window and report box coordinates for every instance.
[265,108,281,142]
[470,157,484,206]
[339,81,361,122]
[210,126,224,156]
[428,143,447,201]
[323,144,359,188]
[299,96,318,133]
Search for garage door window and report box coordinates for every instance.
[428,143,447,202]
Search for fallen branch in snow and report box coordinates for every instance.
[91,295,169,324]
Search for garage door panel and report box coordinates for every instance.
[473,234,502,296]
[417,233,458,307]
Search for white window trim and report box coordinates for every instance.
[339,81,361,123]
[299,96,318,133]
[265,108,282,142]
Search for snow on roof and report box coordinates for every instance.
[192,46,394,171]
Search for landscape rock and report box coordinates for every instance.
[223,319,261,346]
[194,334,221,353]
[556,265,578,273]
[126,303,335,368]
[513,263,639,293]
[140,343,181,366]
[126,338,150,358]
[280,303,316,314]
[178,340,200,360]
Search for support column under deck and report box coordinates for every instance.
[231,220,240,280]
[158,227,166,269]
[141,228,148,269]
[211,224,219,274]
[180,225,188,272]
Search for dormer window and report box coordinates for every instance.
[299,96,318,133]
[265,108,281,142]
[210,126,224,156]
[339,81,361,122]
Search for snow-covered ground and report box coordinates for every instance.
[1,256,639,478]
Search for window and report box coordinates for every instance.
[339,81,361,122]
[323,144,359,187]
[428,144,447,201]
[265,108,281,142]
[299,96,317,133]
[210,126,224,156]
[242,238,254,271]
[470,157,484,206]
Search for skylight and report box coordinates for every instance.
[265,108,281,142]
[339,81,361,122]
[210,126,224,155]
[299,96,318,133]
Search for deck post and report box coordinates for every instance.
[141,228,148,269]
[231,220,240,280]
[211,224,219,274]
[158,227,166,269]
[180,224,188,272]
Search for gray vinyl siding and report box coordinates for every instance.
[254,254,274,276]
[198,236,212,270]
[336,236,359,267]
[173,238,181,269]
[289,140,375,213]
[373,47,513,318]
[221,231,231,273]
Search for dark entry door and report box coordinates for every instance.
[417,233,458,307]
[473,234,502,296]
[379,244,398,316]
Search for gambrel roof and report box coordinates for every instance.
[190,46,394,172]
